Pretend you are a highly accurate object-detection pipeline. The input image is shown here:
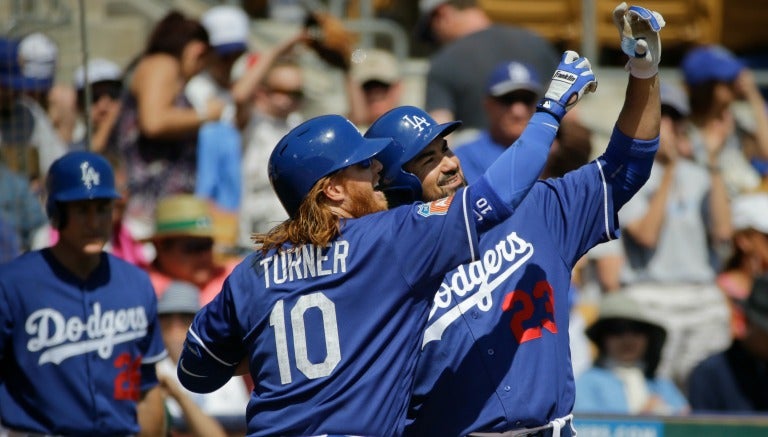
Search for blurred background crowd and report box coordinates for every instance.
[1,0,768,435]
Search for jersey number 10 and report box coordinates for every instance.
[270,292,342,384]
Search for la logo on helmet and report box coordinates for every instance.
[402,114,431,132]
[80,162,101,189]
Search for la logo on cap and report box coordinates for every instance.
[80,162,100,189]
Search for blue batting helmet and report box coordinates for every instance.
[45,151,121,219]
[268,114,393,217]
[364,106,461,201]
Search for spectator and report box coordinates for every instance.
[575,292,689,415]
[155,280,247,437]
[717,192,768,340]
[417,0,559,134]
[351,48,404,128]
[70,58,124,152]
[618,81,733,386]
[0,161,47,252]
[687,273,768,413]
[187,5,254,217]
[682,45,768,197]
[238,55,304,248]
[144,194,239,306]
[111,11,224,237]
[452,60,543,183]
[187,4,252,129]
[0,34,67,183]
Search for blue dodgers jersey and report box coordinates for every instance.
[0,250,167,436]
[185,189,480,437]
[406,162,619,436]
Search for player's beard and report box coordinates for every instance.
[345,182,388,218]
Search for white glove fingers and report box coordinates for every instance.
[563,50,580,64]
[627,6,665,31]
[612,2,629,31]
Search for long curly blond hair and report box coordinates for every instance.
[252,174,341,254]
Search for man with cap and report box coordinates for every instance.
[0,151,167,436]
[687,273,768,412]
[145,194,240,307]
[682,44,768,197]
[351,48,404,128]
[69,58,124,152]
[175,44,590,432]
[155,281,248,436]
[0,33,67,179]
[417,0,559,132]
[575,292,689,415]
[617,80,733,387]
[452,60,545,183]
[716,192,768,340]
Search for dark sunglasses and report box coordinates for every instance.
[493,91,538,107]
[176,238,214,253]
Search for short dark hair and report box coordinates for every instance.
[144,10,209,59]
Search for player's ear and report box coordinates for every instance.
[322,174,346,203]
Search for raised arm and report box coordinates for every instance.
[472,51,597,227]
[599,3,665,210]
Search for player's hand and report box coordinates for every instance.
[613,2,665,79]
[536,50,597,122]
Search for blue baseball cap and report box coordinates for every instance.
[486,61,543,97]
[681,45,745,86]
[0,33,57,92]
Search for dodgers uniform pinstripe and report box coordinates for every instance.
[405,128,658,436]
[0,250,167,435]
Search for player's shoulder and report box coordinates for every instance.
[0,250,46,280]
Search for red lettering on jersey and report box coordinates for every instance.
[501,280,558,344]
[113,352,142,401]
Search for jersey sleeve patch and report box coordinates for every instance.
[416,195,454,217]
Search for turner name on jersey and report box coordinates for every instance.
[258,241,351,288]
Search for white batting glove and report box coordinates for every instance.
[613,2,665,79]
[536,50,598,122]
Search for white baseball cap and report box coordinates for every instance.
[1,32,58,91]
[202,5,250,56]
[74,58,122,90]
[351,49,400,86]
[732,192,768,233]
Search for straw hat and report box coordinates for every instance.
[146,194,214,241]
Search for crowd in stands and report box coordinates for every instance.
[1,0,768,433]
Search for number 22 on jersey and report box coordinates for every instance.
[269,292,342,384]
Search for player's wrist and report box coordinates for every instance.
[626,60,658,79]
[536,98,567,122]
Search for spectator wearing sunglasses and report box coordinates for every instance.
[68,58,124,152]
[574,292,689,416]
[452,61,545,184]
[144,194,239,306]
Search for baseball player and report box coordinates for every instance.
[0,151,168,436]
[174,53,595,437]
[363,3,664,435]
